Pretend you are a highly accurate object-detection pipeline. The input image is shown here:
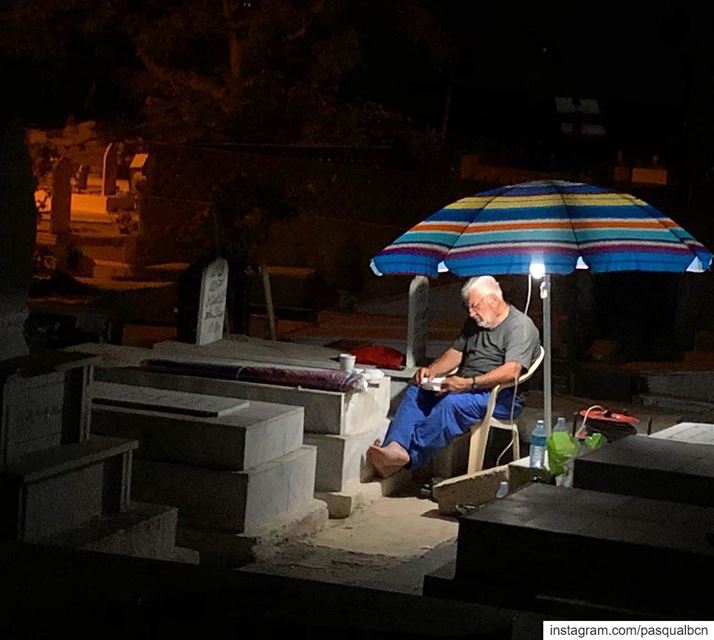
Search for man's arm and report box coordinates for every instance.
[413,347,463,383]
[440,361,523,394]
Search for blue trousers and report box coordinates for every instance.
[382,384,522,469]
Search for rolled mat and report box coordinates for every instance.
[140,359,367,393]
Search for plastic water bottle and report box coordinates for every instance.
[553,416,568,433]
[529,419,547,469]
[496,480,509,499]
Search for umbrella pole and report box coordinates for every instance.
[542,274,552,433]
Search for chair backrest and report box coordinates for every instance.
[464,345,546,474]
[482,345,545,421]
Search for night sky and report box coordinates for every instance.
[3,1,697,141]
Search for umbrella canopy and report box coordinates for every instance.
[371,180,711,277]
[370,179,712,432]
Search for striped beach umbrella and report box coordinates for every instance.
[371,180,711,277]
[370,179,712,431]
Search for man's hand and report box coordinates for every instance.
[413,366,436,384]
[440,375,473,394]
[411,347,464,385]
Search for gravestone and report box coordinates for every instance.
[129,153,148,192]
[406,275,429,367]
[196,258,229,346]
[50,157,72,236]
[92,381,248,417]
[74,163,89,191]
[102,142,117,196]
[0,119,36,360]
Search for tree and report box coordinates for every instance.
[1,0,452,155]
[175,171,297,339]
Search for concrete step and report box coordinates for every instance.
[315,470,417,518]
[131,445,318,535]
[91,382,305,470]
[40,500,197,563]
[305,418,389,492]
[97,362,391,436]
[0,435,138,542]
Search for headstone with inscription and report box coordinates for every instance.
[196,258,229,346]
[50,157,72,236]
[102,142,117,196]
[406,276,429,368]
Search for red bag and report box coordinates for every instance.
[348,344,405,369]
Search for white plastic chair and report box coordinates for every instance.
[466,346,545,474]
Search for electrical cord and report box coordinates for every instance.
[495,274,536,466]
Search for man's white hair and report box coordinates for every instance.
[461,276,503,300]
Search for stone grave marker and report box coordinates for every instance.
[50,157,72,235]
[102,142,117,196]
[129,153,148,192]
[92,381,248,417]
[74,163,89,191]
[196,258,229,346]
[406,275,429,367]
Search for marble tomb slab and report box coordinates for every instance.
[573,434,714,506]
[92,381,248,417]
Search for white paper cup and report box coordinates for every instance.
[339,353,356,372]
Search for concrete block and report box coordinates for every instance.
[96,367,387,436]
[92,380,249,417]
[0,435,137,542]
[455,484,714,614]
[315,470,416,518]
[132,445,317,534]
[644,371,714,402]
[650,422,714,446]
[508,456,552,491]
[432,465,509,516]
[574,435,714,506]
[92,395,304,470]
[342,378,391,434]
[43,501,181,561]
[171,546,201,564]
[177,498,328,566]
[304,418,389,492]
[1,371,65,462]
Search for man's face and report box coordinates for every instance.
[466,290,496,328]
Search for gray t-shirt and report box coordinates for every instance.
[452,305,540,378]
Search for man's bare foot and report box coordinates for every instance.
[366,442,410,478]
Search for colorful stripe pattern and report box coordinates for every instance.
[371,180,711,276]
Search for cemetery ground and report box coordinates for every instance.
[113,312,700,595]
[235,389,685,595]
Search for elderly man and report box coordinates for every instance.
[367,275,540,478]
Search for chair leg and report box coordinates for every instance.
[467,422,490,474]
[512,426,521,462]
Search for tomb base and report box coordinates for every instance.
[176,498,328,566]
[42,500,198,564]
